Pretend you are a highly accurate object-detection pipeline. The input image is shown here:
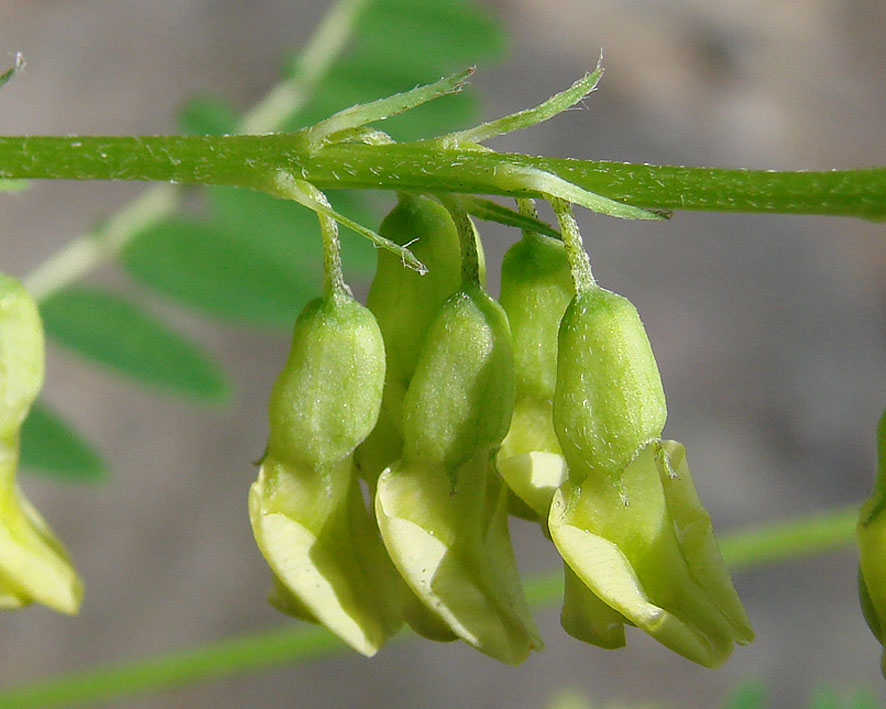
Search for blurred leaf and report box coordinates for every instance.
[122,213,319,327]
[844,688,881,709]
[546,688,593,709]
[178,96,239,136]
[283,0,505,140]
[722,681,767,709]
[206,185,375,286]
[808,685,840,709]
[357,0,506,76]
[19,400,106,482]
[0,178,29,193]
[40,287,229,402]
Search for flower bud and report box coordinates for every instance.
[402,286,514,478]
[553,286,667,484]
[356,196,484,483]
[267,292,385,473]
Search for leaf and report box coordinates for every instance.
[207,185,376,286]
[122,213,320,327]
[19,401,106,482]
[0,178,30,193]
[721,681,767,709]
[177,96,239,136]
[39,288,229,402]
[357,0,506,76]
[282,0,506,141]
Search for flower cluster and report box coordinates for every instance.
[248,192,753,668]
[0,274,82,614]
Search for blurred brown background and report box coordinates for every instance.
[0,1,884,706]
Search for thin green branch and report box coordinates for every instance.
[0,505,859,709]
[19,0,368,301]
[2,137,882,220]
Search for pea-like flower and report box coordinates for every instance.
[0,274,82,614]
[548,283,753,667]
[375,285,543,664]
[248,292,403,656]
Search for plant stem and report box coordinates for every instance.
[4,137,883,221]
[439,195,482,286]
[551,197,595,291]
[0,505,859,709]
[19,0,368,301]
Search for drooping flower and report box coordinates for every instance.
[248,292,403,656]
[375,284,543,664]
[548,282,753,666]
[0,274,82,614]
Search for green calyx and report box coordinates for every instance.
[0,274,83,615]
[553,285,667,485]
[499,232,573,401]
[267,292,385,473]
[402,285,514,479]
[496,221,573,523]
[366,195,464,388]
[355,194,466,484]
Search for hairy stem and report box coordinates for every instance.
[3,137,882,221]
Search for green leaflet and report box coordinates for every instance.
[40,287,229,402]
[177,96,240,136]
[20,401,106,482]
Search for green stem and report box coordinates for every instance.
[551,197,595,291]
[301,183,346,297]
[19,0,367,301]
[3,138,882,220]
[0,505,859,709]
[439,195,481,286]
